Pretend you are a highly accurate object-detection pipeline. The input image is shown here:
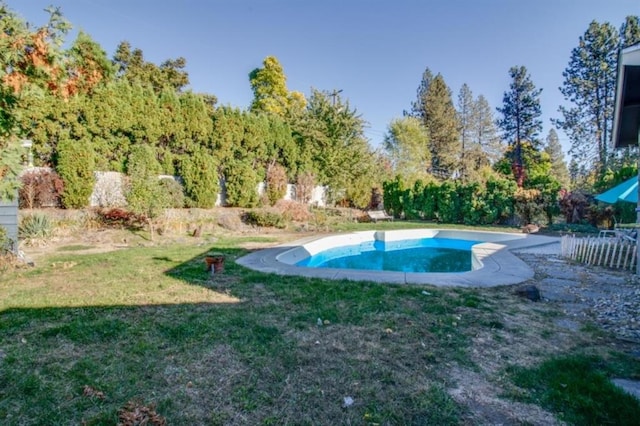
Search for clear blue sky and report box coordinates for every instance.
[12,0,640,154]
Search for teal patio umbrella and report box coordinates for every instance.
[595,176,638,204]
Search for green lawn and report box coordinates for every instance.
[0,233,638,425]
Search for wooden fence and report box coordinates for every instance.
[560,235,637,271]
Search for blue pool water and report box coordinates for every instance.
[296,238,479,273]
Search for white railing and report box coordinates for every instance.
[560,235,637,271]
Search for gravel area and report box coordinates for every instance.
[515,242,640,343]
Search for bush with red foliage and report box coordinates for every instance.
[96,208,145,228]
[19,169,64,209]
[559,190,592,224]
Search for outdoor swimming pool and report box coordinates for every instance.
[236,229,560,286]
[296,237,479,273]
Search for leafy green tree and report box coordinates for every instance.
[526,149,562,225]
[496,66,543,187]
[0,3,69,200]
[383,117,430,182]
[424,74,460,177]
[544,129,570,189]
[297,89,378,206]
[249,56,306,117]
[555,20,619,176]
[56,137,95,208]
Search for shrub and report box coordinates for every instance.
[383,176,405,218]
[406,180,426,220]
[295,171,316,204]
[225,161,260,207]
[91,171,127,208]
[125,146,169,226]
[179,149,219,208]
[367,187,384,210]
[458,182,485,225]
[19,169,64,209]
[216,212,244,231]
[242,210,286,228]
[274,200,312,222]
[346,174,375,209]
[484,177,516,224]
[158,178,185,208]
[96,208,142,228]
[514,188,543,225]
[435,181,458,223]
[559,190,590,224]
[546,223,599,234]
[19,213,53,239]
[266,164,288,206]
[56,138,95,209]
[0,226,9,252]
[421,181,439,221]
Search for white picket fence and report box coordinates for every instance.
[561,235,637,271]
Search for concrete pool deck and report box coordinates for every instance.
[236,229,561,287]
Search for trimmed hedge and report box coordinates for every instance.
[56,138,95,209]
[382,176,519,225]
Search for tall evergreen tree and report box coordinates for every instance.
[474,95,502,163]
[406,67,433,120]
[621,15,640,47]
[555,20,619,176]
[496,65,543,187]
[457,84,475,179]
[544,129,570,189]
[113,41,189,93]
[424,74,460,177]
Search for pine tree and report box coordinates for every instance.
[474,95,502,163]
[424,74,460,177]
[555,20,619,176]
[621,15,640,47]
[406,67,433,120]
[544,129,570,189]
[457,84,474,179]
[496,66,543,187]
